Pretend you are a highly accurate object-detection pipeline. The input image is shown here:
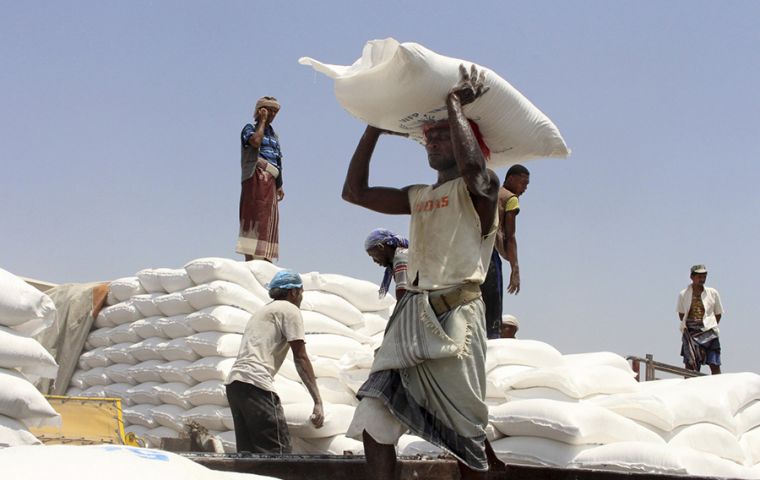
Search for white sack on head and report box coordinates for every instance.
[299,37,569,167]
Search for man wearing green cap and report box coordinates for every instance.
[225,270,324,453]
[677,264,724,374]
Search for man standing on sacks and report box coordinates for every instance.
[236,96,285,262]
[225,270,324,454]
[342,65,503,478]
[678,264,724,374]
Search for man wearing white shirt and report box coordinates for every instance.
[677,264,724,374]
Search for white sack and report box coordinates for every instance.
[185,380,228,407]
[79,346,111,370]
[0,444,283,480]
[80,385,108,398]
[356,312,388,336]
[153,382,194,409]
[302,311,373,343]
[128,337,167,362]
[221,408,234,430]
[128,360,165,383]
[668,423,745,465]
[142,427,180,447]
[0,368,60,428]
[86,327,115,349]
[156,360,195,385]
[485,339,564,371]
[505,386,580,403]
[152,404,188,432]
[283,402,355,439]
[304,334,369,360]
[499,365,639,399]
[490,436,589,467]
[126,382,162,405]
[274,376,312,404]
[0,267,56,336]
[562,351,636,376]
[489,399,664,445]
[186,332,243,358]
[69,370,87,389]
[154,293,194,317]
[0,326,58,378]
[396,434,443,456]
[103,383,134,406]
[81,367,110,387]
[299,38,569,167]
[247,260,284,288]
[157,268,194,293]
[157,315,195,339]
[156,337,200,362]
[300,291,364,327]
[131,293,163,318]
[738,401,760,435]
[105,363,138,385]
[97,300,142,327]
[186,306,251,334]
[187,357,235,383]
[109,276,146,302]
[316,377,358,406]
[184,281,264,314]
[0,414,41,447]
[302,434,365,455]
[741,427,760,466]
[485,365,532,399]
[136,268,168,293]
[308,273,394,312]
[181,405,226,431]
[109,323,141,344]
[185,257,268,299]
[130,316,166,340]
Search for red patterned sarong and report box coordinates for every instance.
[236,160,279,260]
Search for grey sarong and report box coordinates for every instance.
[357,290,489,471]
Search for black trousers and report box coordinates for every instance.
[480,249,503,339]
[225,380,292,454]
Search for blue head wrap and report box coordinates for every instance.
[364,229,409,298]
[268,270,303,291]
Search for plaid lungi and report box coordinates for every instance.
[236,159,279,261]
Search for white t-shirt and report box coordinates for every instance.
[406,177,497,290]
[225,300,305,392]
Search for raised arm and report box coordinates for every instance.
[447,65,500,234]
[247,108,269,148]
[289,340,324,428]
[341,126,411,214]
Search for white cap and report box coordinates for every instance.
[502,314,519,327]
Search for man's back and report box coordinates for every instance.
[226,300,304,392]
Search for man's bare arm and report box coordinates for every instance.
[248,108,269,148]
[503,210,520,294]
[341,125,411,214]
[447,65,499,234]
[289,340,324,427]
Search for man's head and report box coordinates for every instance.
[364,229,409,268]
[422,119,490,172]
[254,96,280,125]
[501,314,519,338]
[268,269,303,307]
[504,164,530,196]
[690,264,708,287]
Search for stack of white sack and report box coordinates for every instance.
[0,444,279,480]
[486,339,760,478]
[67,258,392,453]
[0,267,61,447]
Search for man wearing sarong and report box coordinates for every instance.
[225,270,324,453]
[342,65,503,479]
[364,228,409,301]
[677,264,724,374]
[236,96,285,262]
[481,164,530,338]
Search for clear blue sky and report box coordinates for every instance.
[2,2,758,371]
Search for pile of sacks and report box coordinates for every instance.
[485,339,760,478]
[68,258,393,452]
[0,268,60,447]
[67,257,760,477]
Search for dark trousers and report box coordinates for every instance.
[480,249,503,339]
[225,380,292,454]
